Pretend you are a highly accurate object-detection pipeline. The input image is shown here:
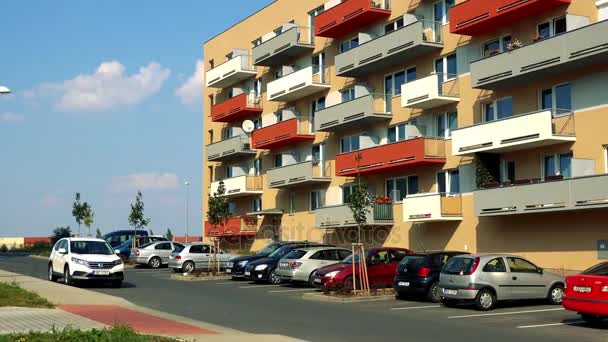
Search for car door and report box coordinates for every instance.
[366,250,391,286]
[155,242,173,263]
[51,240,63,273]
[310,250,333,270]
[480,257,511,300]
[506,257,546,299]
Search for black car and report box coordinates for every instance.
[227,241,307,279]
[245,242,331,284]
[394,251,469,302]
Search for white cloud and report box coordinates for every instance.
[31,61,171,112]
[175,59,204,107]
[0,112,24,123]
[111,173,179,193]
[41,194,63,208]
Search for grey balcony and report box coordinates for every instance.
[335,20,443,78]
[267,160,331,189]
[471,20,608,89]
[314,94,391,132]
[315,203,394,229]
[206,135,256,162]
[253,26,314,67]
[475,174,608,216]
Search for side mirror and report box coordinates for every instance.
[537,267,544,274]
[115,250,121,255]
[58,248,67,254]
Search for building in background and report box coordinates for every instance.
[203,0,608,271]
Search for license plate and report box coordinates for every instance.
[245,271,251,276]
[573,286,592,293]
[94,270,110,276]
[398,282,410,287]
[314,278,322,283]
[280,262,288,268]
[227,262,234,268]
[443,289,457,295]
[226,268,231,274]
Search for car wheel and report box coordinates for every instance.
[475,288,496,311]
[442,298,458,307]
[148,257,162,269]
[111,280,122,288]
[427,282,442,303]
[343,276,360,292]
[63,266,72,286]
[268,269,282,285]
[182,261,195,274]
[581,314,605,327]
[308,271,317,287]
[547,284,564,305]
[48,264,57,282]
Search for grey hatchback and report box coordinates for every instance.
[439,254,564,311]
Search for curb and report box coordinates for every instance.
[29,255,48,260]
[169,274,233,282]
[302,292,396,304]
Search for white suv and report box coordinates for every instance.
[48,237,124,288]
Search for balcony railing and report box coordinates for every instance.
[315,203,394,228]
[206,54,257,89]
[267,160,332,188]
[401,73,460,109]
[252,116,315,150]
[267,66,331,102]
[206,135,256,162]
[314,0,391,38]
[205,216,258,237]
[403,193,463,222]
[452,109,576,156]
[253,25,314,67]
[315,93,391,132]
[210,175,263,198]
[211,93,262,123]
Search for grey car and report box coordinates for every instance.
[129,241,184,269]
[439,254,565,311]
[276,247,352,285]
[168,243,238,273]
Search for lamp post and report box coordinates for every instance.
[0,86,11,94]
[184,181,190,243]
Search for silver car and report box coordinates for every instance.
[168,242,238,273]
[276,247,352,285]
[439,254,564,311]
[129,241,184,269]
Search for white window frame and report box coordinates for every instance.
[385,175,418,202]
[309,190,326,211]
[289,192,296,214]
[537,16,567,40]
[435,54,457,82]
[604,145,608,173]
[309,5,324,42]
[339,36,359,53]
[436,111,458,138]
[433,0,454,25]
[500,160,516,183]
[384,17,404,33]
[538,83,571,113]
[252,198,262,213]
[481,35,512,57]
[437,169,460,194]
[540,152,573,180]
[482,97,513,122]
[253,79,262,99]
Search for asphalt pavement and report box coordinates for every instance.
[0,255,605,342]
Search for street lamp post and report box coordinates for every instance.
[184,181,190,243]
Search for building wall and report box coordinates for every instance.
[0,238,25,249]
[204,0,608,271]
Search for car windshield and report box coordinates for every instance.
[257,243,281,256]
[343,251,372,264]
[139,242,154,249]
[268,246,294,258]
[70,241,113,255]
[283,249,307,260]
[442,257,475,275]
[582,262,608,276]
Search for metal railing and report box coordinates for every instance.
[373,203,393,221]
[436,73,459,97]
[551,109,575,136]
[312,159,333,178]
[261,25,314,45]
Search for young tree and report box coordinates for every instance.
[50,226,72,244]
[207,181,230,225]
[96,228,102,239]
[165,228,174,241]
[72,193,86,236]
[83,205,94,237]
[128,191,150,249]
[0,244,7,253]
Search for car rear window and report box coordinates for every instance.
[139,242,153,249]
[583,262,608,276]
[284,249,307,260]
[398,255,425,273]
[442,257,476,275]
[172,245,185,253]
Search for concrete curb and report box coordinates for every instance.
[302,292,396,303]
[29,255,48,260]
[170,274,232,281]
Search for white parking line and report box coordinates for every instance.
[391,305,441,311]
[268,288,315,293]
[214,282,238,285]
[448,308,564,319]
[517,320,585,329]
[238,284,281,289]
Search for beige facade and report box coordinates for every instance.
[203,0,608,271]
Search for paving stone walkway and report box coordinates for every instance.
[0,307,106,334]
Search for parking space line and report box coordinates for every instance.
[448,308,563,319]
[390,305,441,311]
[214,282,238,285]
[268,288,316,293]
[517,320,585,329]
[238,285,281,289]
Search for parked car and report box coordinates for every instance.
[276,246,352,286]
[48,237,124,288]
[102,230,149,248]
[563,261,608,326]
[439,254,564,311]
[394,251,469,302]
[245,242,330,284]
[129,241,184,269]
[313,247,412,290]
[227,241,308,278]
[115,235,168,258]
[168,243,238,273]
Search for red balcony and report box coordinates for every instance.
[450,0,570,36]
[204,217,257,238]
[315,0,391,38]
[211,93,262,123]
[335,137,446,177]
[251,117,314,150]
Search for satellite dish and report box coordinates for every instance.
[242,120,255,133]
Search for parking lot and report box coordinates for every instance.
[0,256,605,342]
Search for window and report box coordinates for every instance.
[437,169,460,193]
[435,54,457,81]
[340,37,359,53]
[483,258,507,272]
[436,112,458,138]
[274,154,282,168]
[538,17,567,40]
[605,146,608,173]
[389,250,410,263]
[311,96,325,133]
[208,59,214,69]
[309,5,324,41]
[537,22,551,40]
[289,192,296,214]
[340,134,362,153]
[252,117,262,130]
[208,94,214,106]
[500,160,516,183]
[312,52,325,76]
[253,158,262,176]
[208,129,214,144]
[338,249,351,260]
[387,123,408,143]
[540,83,572,114]
[253,79,262,98]
[386,176,418,202]
[384,18,404,34]
[543,152,572,178]
[342,183,369,204]
[553,16,567,35]
[227,202,236,216]
[252,38,262,47]
[482,35,512,57]
[385,68,415,111]
[252,198,262,212]
[507,257,539,273]
[310,190,326,211]
[340,87,356,102]
[483,97,513,121]
[155,243,172,250]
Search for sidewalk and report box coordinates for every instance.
[0,269,300,341]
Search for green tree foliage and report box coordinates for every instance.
[0,244,7,253]
[83,205,94,237]
[72,193,92,236]
[207,181,230,225]
[128,191,150,232]
[96,228,102,239]
[50,226,72,244]
[165,228,174,241]
[347,153,373,243]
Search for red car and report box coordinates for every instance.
[312,247,411,290]
[563,262,608,325]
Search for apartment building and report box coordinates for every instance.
[203,0,608,271]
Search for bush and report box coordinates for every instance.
[0,244,7,253]
[0,326,178,342]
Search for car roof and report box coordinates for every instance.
[66,237,105,242]
[298,246,348,252]
[410,251,469,256]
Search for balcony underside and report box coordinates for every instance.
[406,215,463,223]
[317,221,394,229]
[317,112,392,132]
[212,107,262,123]
[337,159,445,177]
[405,95,460,110]
[255,45,314,67]
[207,150,257,163]
[208,70,257,89]
[269,84,330,102]
[457,136,576,155]
[268,177,331,189]
[207,230,256,237]
[253,135,315,150]
[221,190,263,199]
[316,9,391,38]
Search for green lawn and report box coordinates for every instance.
[0,282,54,308]
[0,326,178,342]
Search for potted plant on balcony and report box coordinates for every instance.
[532,33,545,42]
[507,38,523,50]
[374,197,393,204]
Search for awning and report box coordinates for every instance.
[246,209,284,216]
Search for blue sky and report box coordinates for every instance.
[0,0,273,237]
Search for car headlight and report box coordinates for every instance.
[254,264,268,271]
[325,271,340,278]
[113,259,123,266]
[238,260,248,267]
[71,257,89,267]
